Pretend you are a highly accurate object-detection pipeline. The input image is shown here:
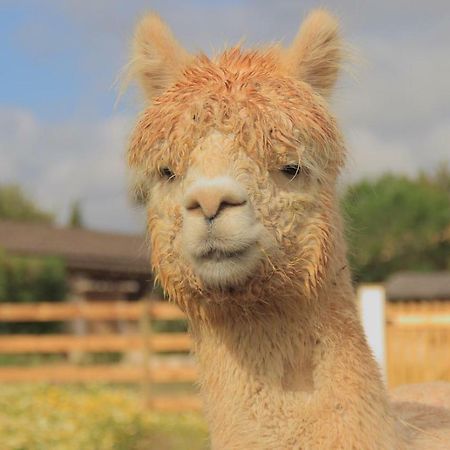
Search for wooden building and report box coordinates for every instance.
[386,271,450,302]
[384,271,450,386]
[0,220,152,301]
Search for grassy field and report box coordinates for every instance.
[0,384,208,450]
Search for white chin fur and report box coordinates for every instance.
[192,244,262,289]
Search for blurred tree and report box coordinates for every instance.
[0,184,64,331]
[0,251,67,333]
[419,162,450,195]
[0,184,53,223]
[342,170,450,282]
[68,200,84,228]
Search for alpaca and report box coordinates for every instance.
[126,10,450,449]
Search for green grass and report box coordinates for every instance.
[0,353,124,366]
[0,353,66,366]
[0,384,208,450]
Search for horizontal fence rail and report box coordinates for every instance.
[387,313,450,328]
[0,299,198,411]
[0,301,185,321]
[0,364,197,383]
[0,333,192,353]
[1,295,450,406]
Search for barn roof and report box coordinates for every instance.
[386,271,450,301]
[0,220,150,277]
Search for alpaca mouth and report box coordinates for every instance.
[197,246,250,261]
[189,242,262,288]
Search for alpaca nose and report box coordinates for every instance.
[184,177,248,221]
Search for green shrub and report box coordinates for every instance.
[0,252,67,333]
[342,172,450,282]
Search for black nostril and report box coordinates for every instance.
[218,199,246,215]
[205,209,219,224]
[205,199,247,223]
[186,199,201,211]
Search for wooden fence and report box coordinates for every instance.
[1,295,449,408]
[0,299,201,411]
[386,300,450,387]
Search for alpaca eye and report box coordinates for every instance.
[159,167,175,180]
[281,164,302,178]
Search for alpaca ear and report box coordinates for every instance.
[129,13,192,101]
[284,9,342,98]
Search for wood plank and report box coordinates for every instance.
[151,395,202,412]
[0,302,138,321]
[0,365,143,382]
[387,301,450,387]
[150,302,186,320]
[389,314,450,328]
[0,301,185,322]
[0,333,192,353]
[152,333,192,352]
[151,365,197,383]
[0,364,197,383]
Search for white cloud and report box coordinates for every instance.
[343,127,418,181]
[3,1,449,231]
[0,107,145,232]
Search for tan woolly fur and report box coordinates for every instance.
[126,9,450,450]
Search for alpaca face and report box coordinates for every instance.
[127,12,345,305]
[180,130,267,289]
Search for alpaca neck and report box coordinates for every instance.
[190,271,404,449]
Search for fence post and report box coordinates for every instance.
[140,296,153,408]
[68,294,87,364]
[357,284,387,381]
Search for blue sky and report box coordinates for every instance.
[1,1,449,233]
[1,2,122,121]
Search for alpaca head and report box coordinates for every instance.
[128,10,346,310]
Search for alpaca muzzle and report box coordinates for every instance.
[181,176,264,288]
